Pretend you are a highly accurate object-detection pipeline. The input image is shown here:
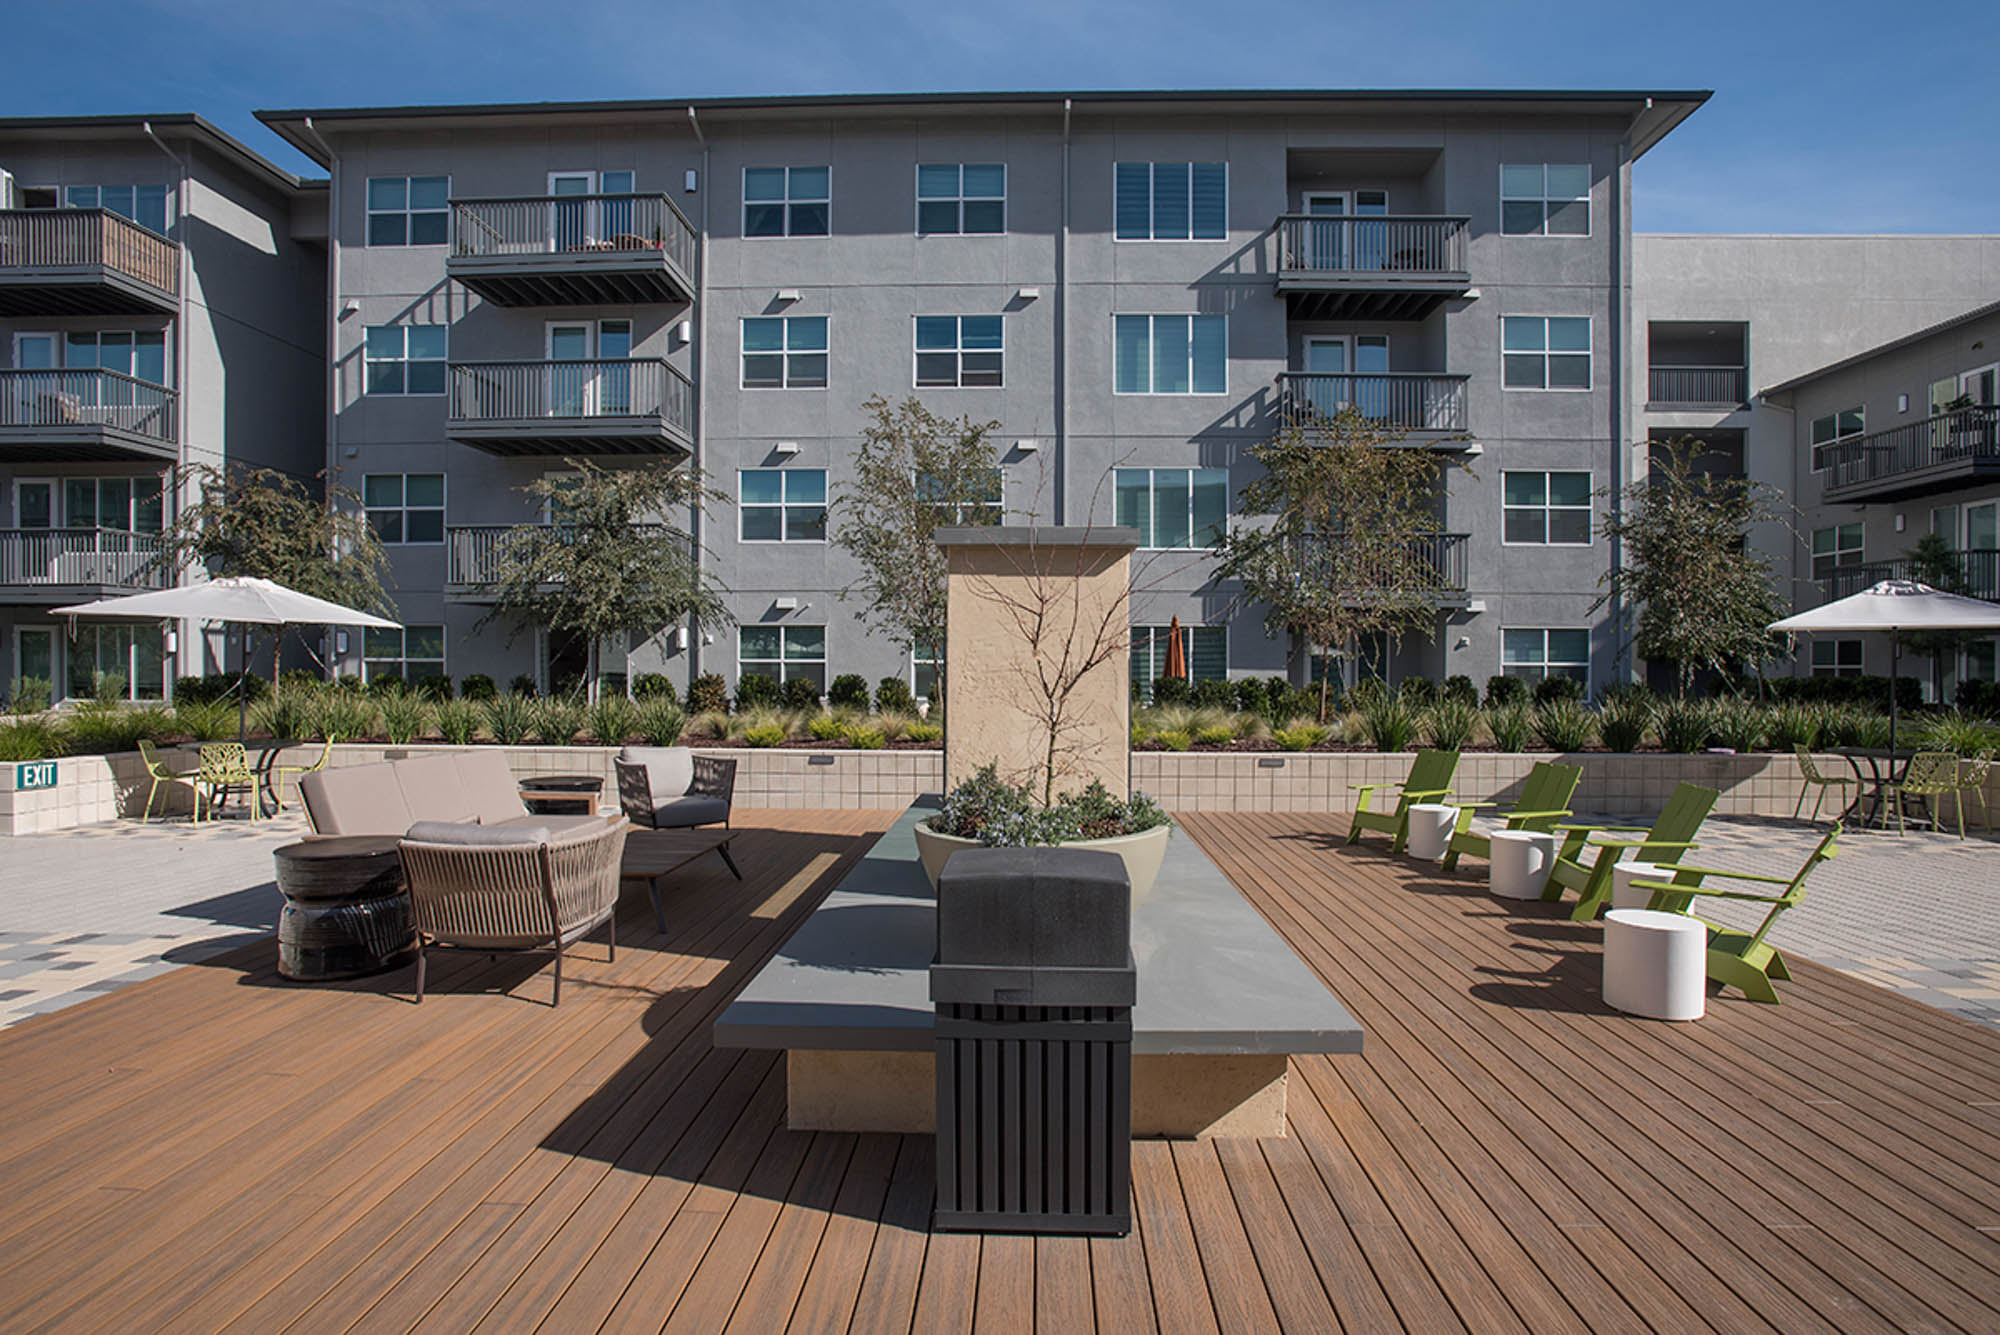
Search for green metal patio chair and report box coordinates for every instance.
[1952,750,1994,834]
[267,736,334,815]
[1889,751,1971,838]
[1541,781,1718,922]
[194,742,259,825]
[1440,761,1582,872]
[136,739,198,823]
[1629,825,1839,1004]
[1345,748,1460,854]
[1791,746,1856,823]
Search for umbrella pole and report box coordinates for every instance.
[1889,628,1899,756]
[238,623,248,745]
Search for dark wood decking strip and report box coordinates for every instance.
[0,809,1996,1333]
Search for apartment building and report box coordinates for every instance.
[0,115,326,701]
[255,90,1705,698]
[1631,235,2000,696]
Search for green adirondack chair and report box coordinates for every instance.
[1345,749,1460,853]
[1629,825,1839,1004]
[1440,761,1582,872]
[1541,781,1718,922]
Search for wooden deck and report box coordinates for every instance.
[1,809,1997,1333]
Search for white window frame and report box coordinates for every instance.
[737,467,828,544]
[61,183,172,236]
[14,626,57,697]
[363,472,446,546]
[916,468,1005,525]
[363,324,448,397]
[1810,522,1865,579]
[1809,406,1866,473]
[1810,639,1863,678]
[1501,627,1591,684]
[1131,623,1229,690]
[1500,470,1593,547]
[1113,161,1228,241]
[1112,315,1227,396]
[364,175,449,247]
[1501,315,1592,392]
[742,166,830,239]
[1116,467,1229,551]
[912,315,1005,388]
[31,328,172,386]
[1499,164,1591,237]
[914,163,1006,236]
[739,316,828,390]
[738,624,827,688]
[363,625,446,683]
[912,639,942,700]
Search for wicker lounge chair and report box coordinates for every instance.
[397,816,630,1006]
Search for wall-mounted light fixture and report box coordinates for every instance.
[335,630,350,654]
[1898,393,1910,413]
[774,440,800,455]
[776,288,802,304]
[1016,287,1041,301]
[675,319,693,344]
[165,628,179,655]
[1015,438,1039,452]
[774,596,799,611]
[684,168,698,193]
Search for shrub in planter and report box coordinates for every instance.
[733,672,778,712]
[827,673,871,709]
[874,712,914,742]
[686,673,728,715]
[781,676,823,711]
[1765,701,1825,751]
[250,692,314,743]
[875,676,915,714]
[685,709,731,740]
[1232,710,1272,741]
[1441,675,1479,706]
[1532,675,1583,706]
[0,717,70,762]
[907,721,943,744]
[742,722,786,748]
[312,691,378,743]
[1917,709,2000,756]
[1656,698,1715,754]
[434,697,481,745]
[636,698,687,746]
[587,694,640,745]
[1597,680,1656,709]
[377,689,432,744]
[367,672,406,698]
[1233,677,1272,716]
[459,673,498,702]
[1359,694,1417,752]
[412,673,454,702]
[1151,676,1190,707]
[1274,685,1322,723]
[1345,679,1387,712]
[841,722,886,749]
[631,673,677,704]
[1273,721,1329,751]
[279,668,321,694]
[1956,679,2000,719]
[1421,697,1480,751]
[1486,703,1532,752]
[1598,695,1654,753]
[479,692,532,745]
[1189,678,1235,710]
[807,711,845,741]
[67,703,172,753]
[1399,677,1438,707]
[10,676,53,714]
[334,674,365,694]
[1485,675,1529,707]
[1708,697,1767,752]
[532,697,585,745]
[508,674,540,698]
[1194,724,1235,746]
[927,767,1169,849]
[1154,729,1192,751]
[1532,698,1596,752]
[170,699,236,743]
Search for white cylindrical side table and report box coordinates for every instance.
[1611,859,1671,912]
[1405,804,1457,861]
[1488,830,1555,899]
[1603,908,1707,1021]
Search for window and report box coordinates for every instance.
[364,625,445,683]
[917,163,1005,235]
[1499,164,1590,236]
[63,184,171,236]
[1502,471,1592,545]
[61,330,169,385]
[913,639,942,700]
[743,166,829,237]
[739,469,827,542]
[1811,523,1865,580]
[365,176,448,246]
[1114,162,1226,240]
[364,325,447,395]
[1131,624,1227,694]
[741,316,827,389]
[1115,468,1227,549]
[914,316,1003,387]
[740,624,826,690]
[1811,640,1863,678]
[1113,315,1226,394]
[1809,407,1865,472]
[1502,316,1591,390]
[61,476,164,532]
[1502,628,1590,685]
[364,473,444,544]
[66,624,164,701]
[917,469,1004,525]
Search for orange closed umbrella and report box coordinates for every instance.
[1163,615,1187,680]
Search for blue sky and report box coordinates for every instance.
[8,0,1995,233]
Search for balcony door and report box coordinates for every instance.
[15,627,55,699]
[1302,335,1389,421]
[548,170,636,252]
[1301,189,1387,270]
[544,320,632,418]
[9,480,54,585]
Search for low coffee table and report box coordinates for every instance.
[620,828,741,931]
[273,836,416,981]
[519,773,604,815]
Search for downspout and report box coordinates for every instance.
[141,122,194,686]
[1058,98,1072,524]
[302,117,342,677]
[686,106,710,682]
[1608,132,1631,686]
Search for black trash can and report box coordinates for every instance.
[931,846,1135,1236]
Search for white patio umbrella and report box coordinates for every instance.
[1770,579,2000,752]
[55,576,399,741]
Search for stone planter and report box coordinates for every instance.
[913,820,1173,904]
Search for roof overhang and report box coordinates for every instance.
[0,113,321,195]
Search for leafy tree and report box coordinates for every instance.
[830,394,1003,690]
[163,463,394,681]
[1904,531,1980,701]
[1211,404,1463,721]
[474,459,728,702]
[1595,436,1790,697]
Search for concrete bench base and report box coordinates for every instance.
[788,1049,1288,1139]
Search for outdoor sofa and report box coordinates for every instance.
[297,750,600,837]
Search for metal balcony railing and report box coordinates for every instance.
[0,369,179,443]
[0,527,171,589]
[1276,372,1469,434]
[448,358,692,431]
[1274,215,1470,276]
[1823,405,2000,495]
[1821,549,2000,603]
[446,522,676,588]
[451,194,696,274]
[1647,365,1748,405]
[1291,532,1471,598]
[0,208,180,296]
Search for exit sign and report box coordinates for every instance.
[15,761,56,790]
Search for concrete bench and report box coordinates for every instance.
[714,799,1363,1138]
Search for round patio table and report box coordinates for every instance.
[518,773,605,815]
[1829,747,1916,829]
[274,836,415,981]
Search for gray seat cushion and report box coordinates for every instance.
[454,751,529,825]
[300,764,414,836]
[621,745,694,800]
[489,812,605,835]
[649,794,729,828]
[394,754,477,825]
[405,819,549,846]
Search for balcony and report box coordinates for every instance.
[445,522,674,597]
[0,370,180,463]
[446,359,693,459]
[1292,532,1473,608]
[1273,215,1471,320]
[1646,364,1748,409]
[0,528,172,601]
[0,209,180,316]
[1821,405,2000,503]
[448,194,697,307]
[1821,549,2000,603]
[1275,372,1471,445]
